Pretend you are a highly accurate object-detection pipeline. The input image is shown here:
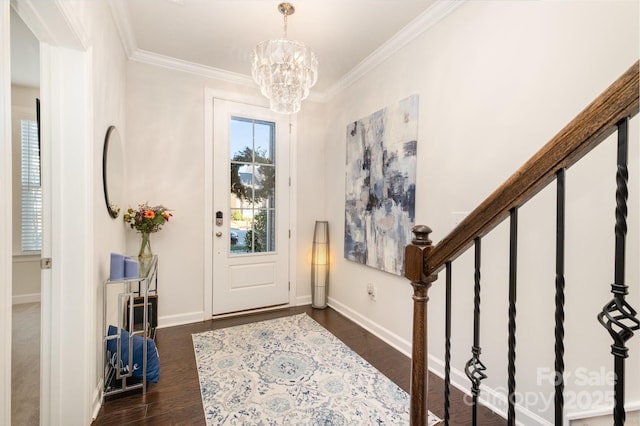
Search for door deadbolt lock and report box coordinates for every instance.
[215,210,223,226]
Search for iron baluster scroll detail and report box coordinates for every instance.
[405,225,437,426]
[597,117,639,426]
[464,238,487,426]
[464,345,488,393]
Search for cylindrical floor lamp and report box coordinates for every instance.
[311,221,329,309]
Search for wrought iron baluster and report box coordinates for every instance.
[554,168,566,426]
[444,261,452,425]
[597,117,639,426]
[464,238,487,426]
[508,208,518,426]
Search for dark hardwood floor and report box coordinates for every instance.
[92,306,506,425]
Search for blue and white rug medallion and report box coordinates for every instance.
[192,313,441,425]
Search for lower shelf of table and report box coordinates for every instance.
[103,363,146,396]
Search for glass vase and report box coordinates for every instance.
[138,231,153,260]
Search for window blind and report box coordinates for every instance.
[21,119,42,252]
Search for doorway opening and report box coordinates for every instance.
[9,7,41,425]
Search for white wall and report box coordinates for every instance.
[293,100,328,305]
[12,0,128,422]
[10,84,40,303]
[571,410,640,425]
[83,0,129,416]
[320,0,638,424]
[124,61,326,324]
[10,85,38,254]
[104,0,639,423]
[0,4,13,424]
[125,61,210,324]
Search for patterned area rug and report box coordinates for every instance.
[192,313,441,425]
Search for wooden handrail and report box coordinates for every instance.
[426,60,639,276]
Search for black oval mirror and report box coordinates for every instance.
[102,125,124,219]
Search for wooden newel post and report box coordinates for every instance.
[405,225,436,425]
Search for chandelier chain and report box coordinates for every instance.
[283,13,288,38]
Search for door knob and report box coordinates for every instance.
[215,232,222,237]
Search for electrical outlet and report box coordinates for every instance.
[367,283,376,301]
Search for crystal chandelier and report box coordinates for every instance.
[251,2,318,114]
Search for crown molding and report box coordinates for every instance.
[130,48,256,87]
[11,0,88,49]
[109,0,136,58]
[320,0,465,102]
[108,0,255,87]
[130,48,329,103]
[110,0,465,103]
[54,0,89,50]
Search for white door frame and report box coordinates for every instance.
[0,3,13,424]
[203,88,298,319]
[2,1,94,424]
[39,43,94,425]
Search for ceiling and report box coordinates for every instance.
[10,7,39,88]
[12,0,463,97]
[112,0,454,97]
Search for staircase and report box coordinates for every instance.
[405,61,639,426]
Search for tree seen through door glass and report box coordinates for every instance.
[229,117,276,254]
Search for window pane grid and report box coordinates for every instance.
[21,119,42,252]
[229,116,276,255]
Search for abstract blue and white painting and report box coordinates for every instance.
[344,95,418,276]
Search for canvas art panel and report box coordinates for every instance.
[344,95,418,276]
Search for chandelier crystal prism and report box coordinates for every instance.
[251,2,318,114]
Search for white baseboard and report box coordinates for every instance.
[158,311,205,329]
[566,403,640,426]
[428,354,640,426]
[295,295,312,306]
[12,293,40,304]
[325,299,549,426]
[428,353,553,426]
[326,296,412,357]
[152,300,638,426]
[91,381,103,421]
[159,300,317,329]
[155,294,345,329]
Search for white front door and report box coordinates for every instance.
[212,99,290,315]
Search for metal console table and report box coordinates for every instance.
[102,255,158,396]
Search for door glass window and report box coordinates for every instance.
[229,116,276,254]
